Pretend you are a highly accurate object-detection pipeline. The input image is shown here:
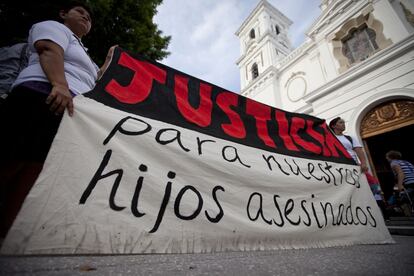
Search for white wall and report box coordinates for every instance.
[239,0,414,138]
[310,47,414,137]
[261,0,413,113]
[373,0,411,42]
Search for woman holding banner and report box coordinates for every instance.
[0,1,116,238]
[329,117,368,173]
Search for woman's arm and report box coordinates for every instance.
[35,40,73,116]
[354,147,368,172]
[97,45,118,80]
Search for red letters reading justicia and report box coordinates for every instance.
[103,50,352,161]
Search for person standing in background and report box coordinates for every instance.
[386,151,414,195]
[386,150,414,216]
[329,117,369,172]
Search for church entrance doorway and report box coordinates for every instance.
[360,100,414,200]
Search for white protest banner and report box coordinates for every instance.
[1,48,393,254]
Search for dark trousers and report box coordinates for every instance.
[0,86,62,238]
[376,200,389,220]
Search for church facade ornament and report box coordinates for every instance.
[400,2,414,27]
[331,7,392,73]
[360,100,414,138]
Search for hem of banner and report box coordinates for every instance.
[0,237,396,255]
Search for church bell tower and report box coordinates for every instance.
[236,0,293,107]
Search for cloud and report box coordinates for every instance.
[190,1,238,43]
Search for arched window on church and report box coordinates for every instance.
[250,29,256,39]
[275,25,280,35]
[251,63,259,79]
[341,24,378,64]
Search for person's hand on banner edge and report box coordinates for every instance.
[46,83,74,116]
[97,45,118,80]
[360,163,368,173]
[354,147,368,173]
[34,39,74,117]
[45,45,118,117]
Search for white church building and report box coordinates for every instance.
[237,0,414,198]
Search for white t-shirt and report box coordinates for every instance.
[335,134,362,163]
[13,20,99,95]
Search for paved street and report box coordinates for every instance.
[1,235,413,275]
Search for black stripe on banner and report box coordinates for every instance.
[85,47,355,165]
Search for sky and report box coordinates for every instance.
[154,0,321,93]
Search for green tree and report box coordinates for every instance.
[0,0,170,64]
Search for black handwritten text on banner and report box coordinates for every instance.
[1,48,393,254]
